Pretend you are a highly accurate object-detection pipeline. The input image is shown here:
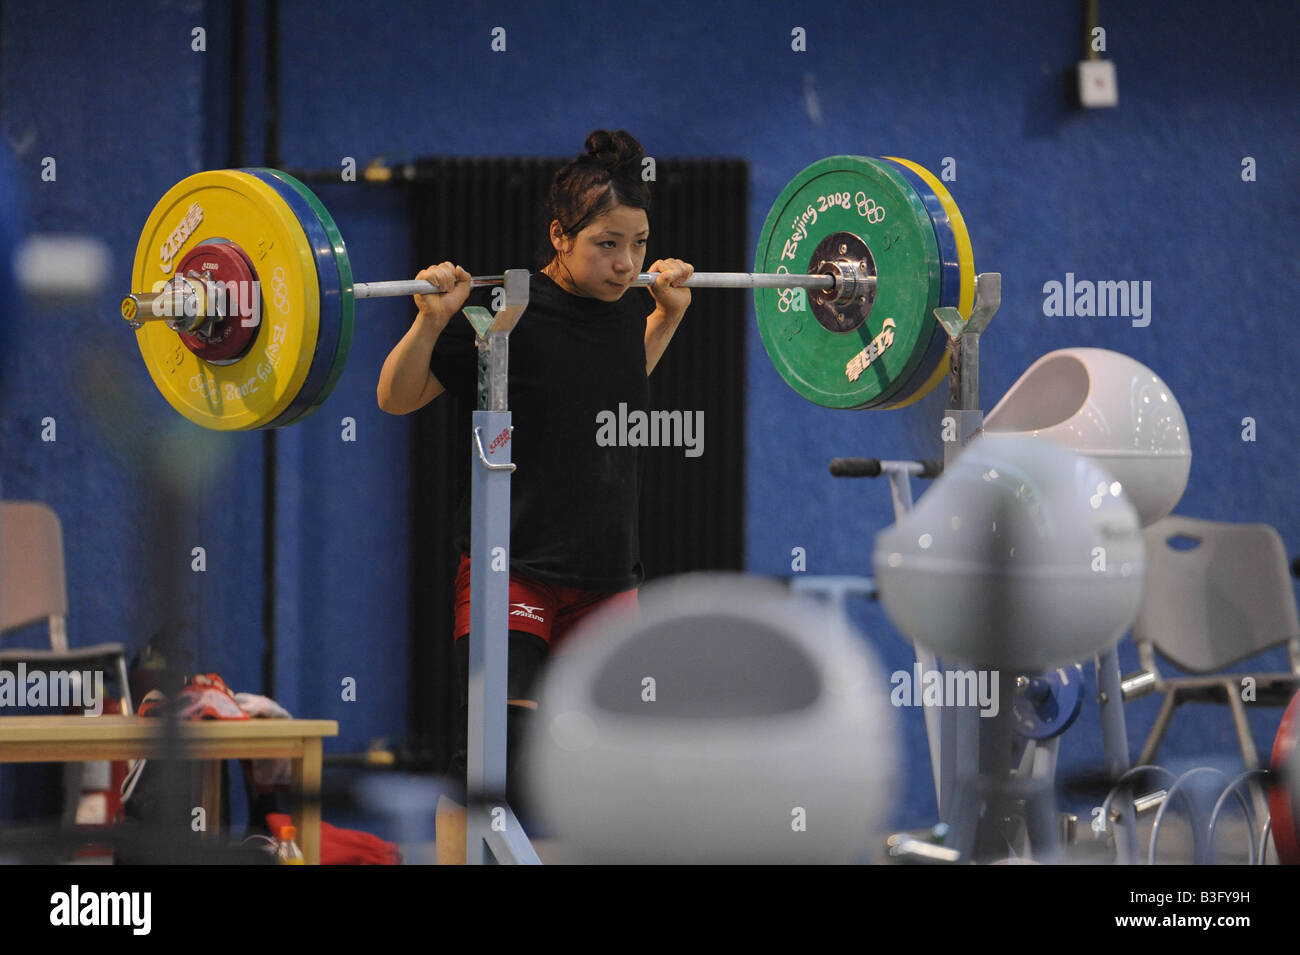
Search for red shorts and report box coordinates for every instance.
[452,554,639,648]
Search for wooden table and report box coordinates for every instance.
[0,715,338,864]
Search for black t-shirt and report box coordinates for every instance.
[429,272,651,591]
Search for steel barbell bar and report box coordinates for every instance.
[356,270,851,298]
[121,269,870,325]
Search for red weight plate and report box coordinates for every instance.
[175,240,261,363]
[1269,690,1300,864]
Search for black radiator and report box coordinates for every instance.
[404,156,749,768]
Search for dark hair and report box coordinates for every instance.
[539,130,651,266]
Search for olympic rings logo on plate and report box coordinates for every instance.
[855,192,885,224]
[774,266,805,314]
[270,265,290,315]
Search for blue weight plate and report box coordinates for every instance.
[872,158,959,406]
[1012,664,1086,740]
[240,168,343,429]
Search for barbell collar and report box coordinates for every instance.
[821,259,874,308]
[120,292,160,327]
[120,279,213,333]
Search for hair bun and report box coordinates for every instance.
[539,129,651,256]
[584,129,644,169]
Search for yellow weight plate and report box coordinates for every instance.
[131,170,320,430]
[880,157,975,409]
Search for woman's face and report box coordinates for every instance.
[549,203,649,301]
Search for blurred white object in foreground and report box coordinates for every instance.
[524,573,898,864]
[874,435,1145,670]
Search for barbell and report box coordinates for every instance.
[120,157,974,430]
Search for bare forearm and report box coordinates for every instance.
[377,313,446,413]
[645,305,686,375]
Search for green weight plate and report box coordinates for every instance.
[754,156,941,410]
[256,168,355,425]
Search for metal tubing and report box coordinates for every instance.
[130,269,853,323]
[353,271,844,299]
[356,276,512,298]
[120,292,168,322]
[631,271,838,290]
[1207,769,1266,865]
[466,407,514,864]
[120,283,209,331]
[464,269,537,865]
[1120,669,1158,701]
[473,426,516,472]
[1224,680,1273,827]
[1149,766,1237,865]
[1096,644,1140,863]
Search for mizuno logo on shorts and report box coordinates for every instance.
[509,603,545,623]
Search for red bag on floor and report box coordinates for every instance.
[266,812,401,865]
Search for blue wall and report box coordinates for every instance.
[2,0,1298,837]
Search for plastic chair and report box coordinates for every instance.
[1125,515,1300,827]
[0,501,133,715]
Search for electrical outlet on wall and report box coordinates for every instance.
[1078,59,1118,108]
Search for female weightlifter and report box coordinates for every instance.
[376,129,694,863]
